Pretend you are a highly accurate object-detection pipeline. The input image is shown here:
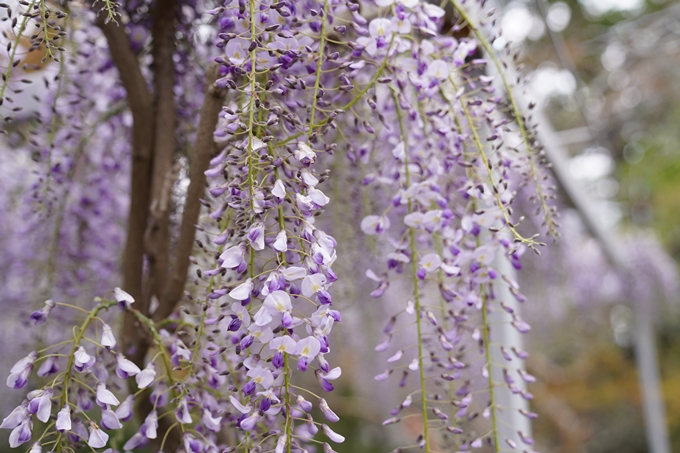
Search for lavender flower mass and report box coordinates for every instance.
[1,0,678,451]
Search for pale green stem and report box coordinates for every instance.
[273,37,394,148]
[391,87,430,453]
[480,285,500,452]
[445,76,538,247]
[443,77,505,450]
[308,0,329,129]
[448,0,556,237]
[55,299,116,452]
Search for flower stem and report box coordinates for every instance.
[445,76,537,247]
[56,299,116,452]
[480,286,500,453]
[391,87,430,453]
[448,0,556,238]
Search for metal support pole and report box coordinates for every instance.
[490,250,532,450]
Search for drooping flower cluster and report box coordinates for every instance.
[0,291,164,451]
[347,1,549,451]
[0,0,561,451]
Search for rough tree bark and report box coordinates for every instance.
[95,15,154,368]
[97,6,227,449]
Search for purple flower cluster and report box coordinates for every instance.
[0,0,565,451]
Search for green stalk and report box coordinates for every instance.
[445,76,538,247]
[448,0,556,237]
[433,232,457,435]
[442,78,502,453]
[273,38,394,148]
[480,287,500,452]
[391,87,430,453]
[308,0,329,128]
[55,299,116,452]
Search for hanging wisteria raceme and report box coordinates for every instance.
[352,2,550,452]
[0,0,558,451]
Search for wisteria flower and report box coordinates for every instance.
[101,323,116,348]
[1,404,28,429]
[272,179,286,201]
[96,383,120,407]
[115,395,134,422]
[6,351,37,389]
[246,367,274,390]
[116,354,141,379]
[269,336,296,368]
[272,230,288,252]
[294,143,316,166]
[357,18,393,56]
[453,39,477,66]
[87,423,109,448]
[417,253,442,279]
[101,408,122,430]
[256,290,292,326]
[175,397,192,424]
[220,245,246,269]
[142,410,158,439]
[27,388,53,423]
[240,412,260,431]
[135,362,156,389]
[29,299,55,325]
[9,418,32,448]
[295,336,321,372]
[319,398,339,422]
[113,287,135,310]
[229,278,253,301]
[361,215,391,235]
[56,405,71,432]
[247,222,265,250]
[74,347,95,372]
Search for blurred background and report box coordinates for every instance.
[1,0,679,452]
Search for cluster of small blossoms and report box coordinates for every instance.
[159,0,373,450]
[347,0,546,451]
[0,290,165,452]
[0,0,555,450]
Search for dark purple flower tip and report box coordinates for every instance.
[399,371,408,388]
[29,310,47,326]
[296,357,308,372]
[227,317,242,332]
[242,381,256,397]
[328,310,341,322]
[240,335,254,350]
[259,397,271,412]
[317,291,332,305]
[272,351,284,369]
[371,281,389,298]
[319,378,334,392]
[281,311,293,328]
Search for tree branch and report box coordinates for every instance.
[96,14,154,364]
[157,64,226,322]
[144,0,178,316]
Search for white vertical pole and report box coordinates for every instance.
[632,304,671,453]
[489,250,532,451]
